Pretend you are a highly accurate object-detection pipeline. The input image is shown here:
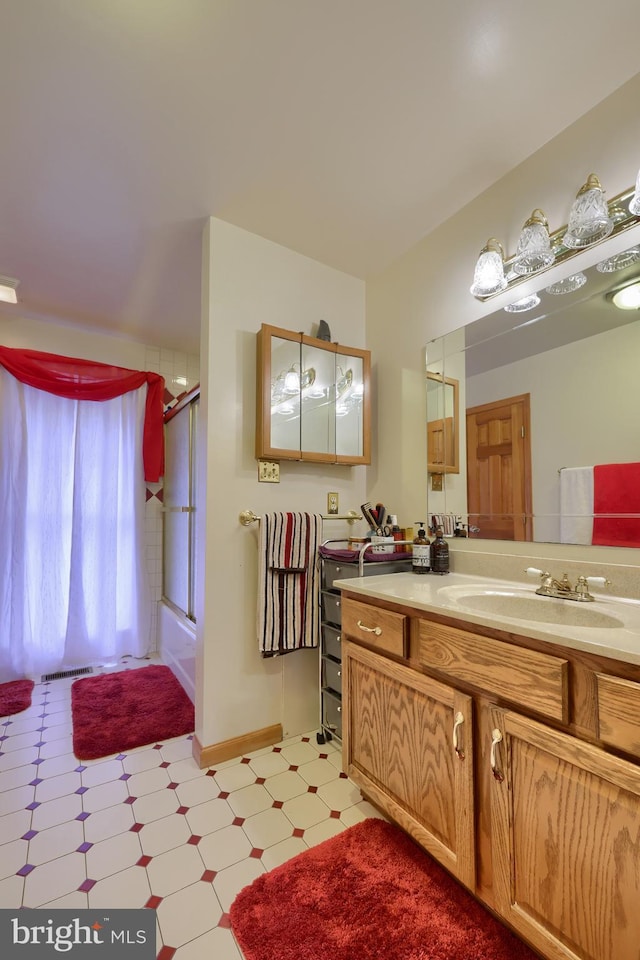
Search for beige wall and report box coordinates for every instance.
[197,217,367,750]
[366,71,640,574]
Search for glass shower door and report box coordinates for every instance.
[163,392,198,621]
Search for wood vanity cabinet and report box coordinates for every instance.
[340,592,640,960]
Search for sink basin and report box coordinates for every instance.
[440,588,623,629]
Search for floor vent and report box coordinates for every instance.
[40,666,94,682]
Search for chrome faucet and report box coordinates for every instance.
[525,567,611,602]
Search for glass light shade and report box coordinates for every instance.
[545,272,587,296]
[562,174,613,248]
[596,245,640,273]
[611,281,640,310]
[504,293,541,313]
[283,368,300,394]
[629,168,640,216]
[512,210,554,275]
[470,239,507,296]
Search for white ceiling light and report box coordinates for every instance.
[0,276,19,304]
[611,280,640,310]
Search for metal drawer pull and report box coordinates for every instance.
[336,635,341,643]
[490,728,504,782]
[452,711,465,760]
[337,705,341,713]
[337,670,342,677]
[356,619,382,636]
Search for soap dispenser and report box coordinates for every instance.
[430,526,450,575]
[412,522,430,574]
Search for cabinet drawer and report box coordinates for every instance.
[341,597,407,658]
[321,591,342,626]
[322,689,342,740]
[596,673,640,758]
[419,620,568,723]
[322,624,342,661]
[322,656,342,695]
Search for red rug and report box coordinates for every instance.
[71,665,194,760]
[230,818,537,960]
[0,679,35,717]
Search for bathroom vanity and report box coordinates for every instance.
[336,571,640,960]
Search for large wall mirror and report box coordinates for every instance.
[426,221,640,547]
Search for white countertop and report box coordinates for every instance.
[333,571,640,666]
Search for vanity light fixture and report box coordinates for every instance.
[610,279,640,310]
[562,174,613,249]
[545,272,587,296]
[504,293,541,313]
[0,276,19,304]
[469,239,507,296]
[512,210,554,275]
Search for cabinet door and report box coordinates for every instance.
[343,640,475,889]
[334,345,370,464]
[490,708,640,960]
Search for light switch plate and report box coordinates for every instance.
[430,473,443,491]
[327,492,339,514]
[258,460,280,483]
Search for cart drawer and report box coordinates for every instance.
[322,624,342,660]
[321,590,342,626]
[322,690,342,740]
[322,656,343,695]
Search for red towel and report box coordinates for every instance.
[592,462,640,547]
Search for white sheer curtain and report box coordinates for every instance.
[0,368,151,679]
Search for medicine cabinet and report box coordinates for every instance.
[426,372,459,474]
[255,323,371,464]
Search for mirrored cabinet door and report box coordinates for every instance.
[256,324,371,465]
[335,347,369,463]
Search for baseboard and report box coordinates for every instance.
[192,723,283,768]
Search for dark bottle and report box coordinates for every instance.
[430,526,450,575]
[412,522,430,574]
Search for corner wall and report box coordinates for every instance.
[196,218,366,752]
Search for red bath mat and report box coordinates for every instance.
[230,818,537,960]
[71,664,194,760]
[0,678,35,717]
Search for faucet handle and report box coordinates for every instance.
[525,567,546,578]
[585,576,612,589]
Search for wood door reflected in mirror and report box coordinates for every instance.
[427,372,459,474]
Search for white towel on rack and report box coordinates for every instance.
[560,467,594,544]
[257,513,322,656]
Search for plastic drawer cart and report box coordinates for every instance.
[317,542,412,744]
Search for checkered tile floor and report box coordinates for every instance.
[0,657,383,958]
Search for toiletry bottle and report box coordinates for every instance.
[412,522,430,574]
[431,526,450,575]
[389,515,403,552]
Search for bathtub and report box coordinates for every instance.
[157,601,196,703]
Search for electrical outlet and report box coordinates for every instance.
[327,491,339,514]
[258,460,280,483]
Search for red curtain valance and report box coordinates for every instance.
[0,346,165,481]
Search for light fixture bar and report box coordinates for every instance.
[473,183,639,302]
[0,276,19,304]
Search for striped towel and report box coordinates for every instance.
[257,513,322,656]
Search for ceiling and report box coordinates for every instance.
[2,1,640,355]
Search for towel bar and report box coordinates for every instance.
[239,509,361,526]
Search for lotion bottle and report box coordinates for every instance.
[412,522,430,574]
[430,526,450,575]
